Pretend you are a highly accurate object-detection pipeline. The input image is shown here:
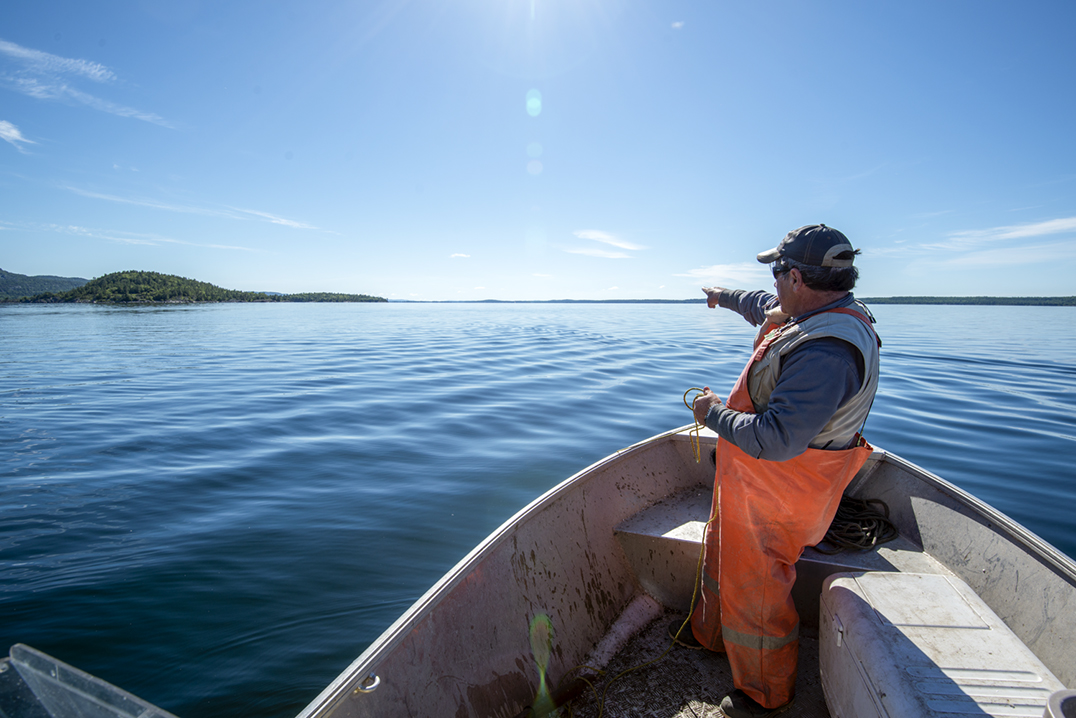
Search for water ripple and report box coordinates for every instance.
[1,302,1074,717]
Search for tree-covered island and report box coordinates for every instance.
[2,270,386,304]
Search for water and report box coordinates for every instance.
[2,302,1074,717]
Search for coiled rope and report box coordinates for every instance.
[816,496,898,554]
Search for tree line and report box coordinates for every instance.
[2,271,386,304]
[0,268,87,298]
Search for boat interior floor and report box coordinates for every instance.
[563,468,953,717]
[564,609,830,718]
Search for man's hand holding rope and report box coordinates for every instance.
[692,386,723,426]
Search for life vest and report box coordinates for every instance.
[736,303,880,449]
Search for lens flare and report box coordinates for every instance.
[526,89,542,117]
[527,160,543,175]
[526,142,543,158]
[528,614,556,715]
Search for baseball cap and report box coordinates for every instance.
[756,224,857,267]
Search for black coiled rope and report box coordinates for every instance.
[816,496,899,554]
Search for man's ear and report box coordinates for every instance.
[788,268,802,290]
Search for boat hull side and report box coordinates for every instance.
[297,426,715,718]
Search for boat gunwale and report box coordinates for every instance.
[867,450,1076,586]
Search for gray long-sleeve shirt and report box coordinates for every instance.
[706,290,866,461]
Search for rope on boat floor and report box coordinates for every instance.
[816,496,899,554]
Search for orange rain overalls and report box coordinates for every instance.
[690,307,877,709]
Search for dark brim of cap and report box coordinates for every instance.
[756,247,781,264]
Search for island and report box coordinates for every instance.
[1,270,386,304]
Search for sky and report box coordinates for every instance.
[2,1,1075,301]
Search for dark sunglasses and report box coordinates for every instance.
[771,262,792,280]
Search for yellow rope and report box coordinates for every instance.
[572,513,716,718]
[682,387,706,463]
[544,390,715,717]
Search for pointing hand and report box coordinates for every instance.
[702,287,725,309]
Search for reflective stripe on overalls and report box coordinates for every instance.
[690,307,876,709]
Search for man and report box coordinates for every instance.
[684,224,881,718]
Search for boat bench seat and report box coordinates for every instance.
[613,486,949,625]
[820,571,1066,717]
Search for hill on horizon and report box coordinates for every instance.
[3,270,385,304]
[0,268,88,298]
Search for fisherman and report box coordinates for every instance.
[682,224,881,718]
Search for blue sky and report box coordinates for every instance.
[2,0,1074,300]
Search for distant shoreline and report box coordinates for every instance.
[388,296,1076,306]
[3,265,1072,307]
[859,296,1075,306]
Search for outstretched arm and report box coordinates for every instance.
[701,287,779,327]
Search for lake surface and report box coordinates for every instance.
[2,302,1074,717]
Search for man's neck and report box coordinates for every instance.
[793,290,850,318]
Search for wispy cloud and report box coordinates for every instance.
[450,253,470,258]
[565,229,644,259]
[64,185,223,216]
[870,215,1076,260]
[676,262,770,287]
[671,21,685,29]
[22,222,256,251]
[939,240,1076,267]
[565,247,632,259]
[66,186,236,218]
[0,38,172,127]
[573,229,645,251]
[64,186,317,229]
[0,120,35,152]
[946,217,1076,244]
[0,40,114,82]
[225,206,317,229]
